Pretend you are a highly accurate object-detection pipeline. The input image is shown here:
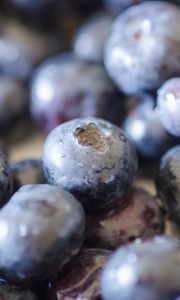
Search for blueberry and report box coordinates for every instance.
[85,188,164,250]
[0,151,13,207]
[156,78,180,137]
[30,53,123,132]
[42,117,138,211]
[0,282,38,300]
[0,184,85,285]
[104,1,180,95]
[156,145,180,226]
[10,159,46,192]
[122,93,177,159]
[73,12,113,64]
[101,236,180,300]
[0,78,27,134]
[0,18,60,79]
[47,248,111,300]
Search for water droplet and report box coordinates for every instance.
[61,154,66,158]
[78,163,84,167]
[120,135,126,142]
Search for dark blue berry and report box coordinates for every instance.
[104,1,180,94]
[42,117,138,211]
[101,236,180,300]
[30,53,123,132]
[122,93,177,159]
[0,184,85,285]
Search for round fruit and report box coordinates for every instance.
[31,53,123,132]
[104,1,180,94]
[42,117,138,210]
[0,184,85,285]
[101,236,180,300]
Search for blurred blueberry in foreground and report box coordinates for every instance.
[0,184,85,285]
[101,236,180,300]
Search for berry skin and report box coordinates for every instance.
[156,145,180,226]
[47,248,111,300]
[31,53,123,132]
[73,12,113,64]
[0,184,85,285]
[156,78,180,137]
[101,236,180,300]
[10,159,46,192]
[42,117,138,211]
[85,188,164,250]
[104,1,180,95]
[122,93,177,159]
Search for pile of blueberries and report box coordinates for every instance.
[0,0,179,299]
